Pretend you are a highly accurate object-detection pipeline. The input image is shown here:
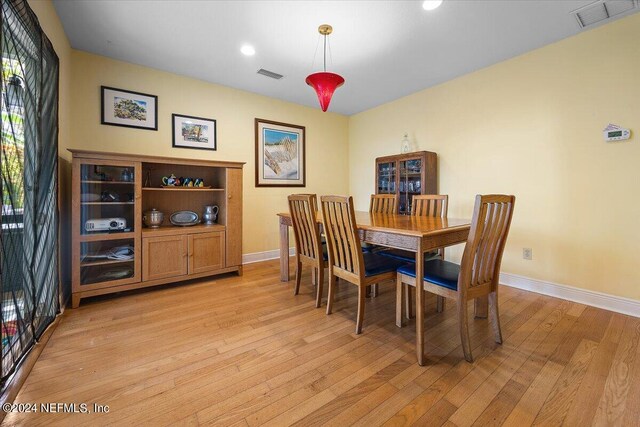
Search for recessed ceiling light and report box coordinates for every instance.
[422,0,443,11]
[240,45,255,56]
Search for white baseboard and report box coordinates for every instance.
[500,272,640,318]
[242,247,295,265]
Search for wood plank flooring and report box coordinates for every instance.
[3,259,640,426]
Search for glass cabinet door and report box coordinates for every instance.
[377,161,396,194]
[80,239,136,286]
[399,158,423,214]
[74,160,140,290]
[80,163,136,235]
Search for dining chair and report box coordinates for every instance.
[370,194,397,214]
[321,195,406,334]
[396,194,515,362]
[381,194,449,315]
[288,194,327,308]
[363,194,398,252]
[364,193,399,296]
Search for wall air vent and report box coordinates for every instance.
[257,68,284,80]
[572,0,638,28]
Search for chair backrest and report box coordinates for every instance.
[370,194,397,214]
[320,195,365,280]
[411,194,448,218]
[459,195,515,293]
[288,194,323,263]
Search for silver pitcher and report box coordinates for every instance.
[202,205,218,225]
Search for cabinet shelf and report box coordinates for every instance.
[81,202,135,205]
[81,180,134,185]
[81,258,134,267]
[142,187,224,192]
[142,223,225,237]
[79,231,136,242]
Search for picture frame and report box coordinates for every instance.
[101,86,158,130]
[255,118,306,187]
[172,114,217,151]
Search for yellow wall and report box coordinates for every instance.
[349,13,640,300]
[69,51,349,255]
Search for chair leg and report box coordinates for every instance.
[315,266,324,308]
[489,291,503,344]
[474,296,488,319]
[294,261,302,295]
[371,283,379,298]
[436,296,445,313]
[356,286,366,334]
[404,285,414,319]
[458,299,473,362]
[326,271,335,315]
[396,275,404,328]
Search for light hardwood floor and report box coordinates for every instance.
[3,259,640,426]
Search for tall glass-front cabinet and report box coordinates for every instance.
[375,151,437,214]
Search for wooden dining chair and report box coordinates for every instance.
[288,194,327,308]
[321,195,406,334]
[362,194,398,253]
[363,194,399,297]
[396,194,515,362]
[381,194,449,314]
[370,194,398,214]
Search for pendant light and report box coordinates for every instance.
[306,24,345,112]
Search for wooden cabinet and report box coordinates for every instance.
[375,151,437,214]
[70,150,244,307]
[188,231,225,274]
[142,235,188,281]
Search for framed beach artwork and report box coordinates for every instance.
[172,114,217,151]
[101,86,158,130]
[255,119,306,187]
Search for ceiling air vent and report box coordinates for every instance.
[572,0,638,28]
[257,68,284,80]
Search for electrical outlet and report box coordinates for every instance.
[523,248,532,260]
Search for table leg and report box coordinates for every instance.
[279,219,290,282]
[415,240,425,366]
[475,296,488,318]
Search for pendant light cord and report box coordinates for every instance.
[323,34,327,72]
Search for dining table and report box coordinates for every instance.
[277,210,476,366]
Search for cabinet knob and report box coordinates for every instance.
[228,194,232,199]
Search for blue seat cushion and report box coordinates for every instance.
[397,259,460,291]
[379,249,440,263]
[363,252,407,277]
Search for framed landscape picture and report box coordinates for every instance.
[101,86,158,130]
[172,114,217,151]
[255,118,305,187]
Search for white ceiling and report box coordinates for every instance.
[52,0,638,115]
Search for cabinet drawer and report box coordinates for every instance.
[188,231,225,275]
[142,235,188,281]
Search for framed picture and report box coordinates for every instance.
[172,114,217,151]
[255,118,305,187]
[101,86,158,130]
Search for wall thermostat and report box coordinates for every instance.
[603,124,631,142]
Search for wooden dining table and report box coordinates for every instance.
[277,211,473,366]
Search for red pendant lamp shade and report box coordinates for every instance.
[307,24,344,112]
[305,72,345,112]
